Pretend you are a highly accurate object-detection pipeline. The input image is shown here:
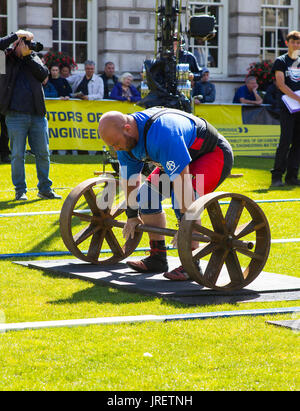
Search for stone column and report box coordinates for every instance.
[17,0,53,52]
[228,0,261,76]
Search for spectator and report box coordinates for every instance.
[67,60,104,100]
[0,114,10,163]
[110,72,141,103]
[101,61,118,99]
[173,33,202,82]
[233,76,263,105]
[49,64,72,100]
[270,30,300,187]
[263,81,278,105]
[0,30,61,201]
[263,80,281,114]
[192,68,216,104]
[43,76,58,98]
[60,63,71,79]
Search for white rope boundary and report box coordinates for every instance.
[1,307,299,333]
[1,198,299,218]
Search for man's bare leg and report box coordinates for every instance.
[140,211,166,241]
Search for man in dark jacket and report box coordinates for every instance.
[192,68,216,104]
[100,62,118,99]
[0,31,61,201]
[173,34,202,83]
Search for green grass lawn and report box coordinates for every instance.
[0,154,299,391]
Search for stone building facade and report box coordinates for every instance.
[1,0,299,102]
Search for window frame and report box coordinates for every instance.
[188,0,228,77]
[260,0,299,61]
[0,0,18,36]
[52,0,97,71]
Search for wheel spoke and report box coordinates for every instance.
[225,250,245,285]
[105,227,125,258]
[192,242,221,262]
[74,224,101,246]
[235,221,265,239]
[203,248,229,286]
[72,211,93,222]
[86,229,107,261]
[225,198,245,234]
[84,188,100,215]
[235,247,265,261]
[207,201,227,235]
[193,223,224,242]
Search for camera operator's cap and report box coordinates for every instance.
[202,67,209,73]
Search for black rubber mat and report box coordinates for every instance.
[15,257,300,306]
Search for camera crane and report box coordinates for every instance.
[139,0,216,113]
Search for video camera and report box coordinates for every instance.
[22,38,44,53]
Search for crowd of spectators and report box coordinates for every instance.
[1,31,292,168]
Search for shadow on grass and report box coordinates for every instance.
[0,198,41,211]
[49,154,105,165]
[252,186,298,194]
[233,156,274,171]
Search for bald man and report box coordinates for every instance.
[98,107,233,280]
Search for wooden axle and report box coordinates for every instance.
[105,218,254,250]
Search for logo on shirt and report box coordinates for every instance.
[166,160,176,172]
[286,58,300,82]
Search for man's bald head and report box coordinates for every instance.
[98,111,138,151]
[98,111,125,143]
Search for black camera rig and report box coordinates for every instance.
[139,0,216,113]
[104,0,216,173]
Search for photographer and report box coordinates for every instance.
[0,30,61,201]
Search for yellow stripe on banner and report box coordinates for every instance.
[46,100,144,151]
[194,104,242,125]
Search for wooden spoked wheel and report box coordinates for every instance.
[178,192,271,291]
[60,177,142,264]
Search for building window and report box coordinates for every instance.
[188,0,228,75]
[52,0,90,68]
[261,0,299,61]
[0,1,8,38]
[0,0,17,37]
